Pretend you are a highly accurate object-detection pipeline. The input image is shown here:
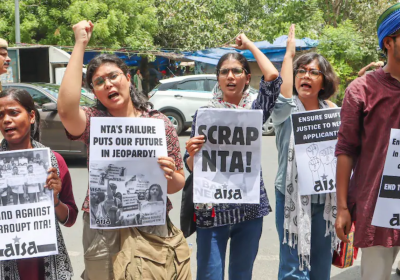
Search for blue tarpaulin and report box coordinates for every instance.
[184,35,319,65]
[82,52,170,69]
[80,35,318,68]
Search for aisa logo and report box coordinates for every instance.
[214,183,243,200]
[0,236,55,258]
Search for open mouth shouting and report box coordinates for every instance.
[108,91,120,100]
[300,82,312,91]
[226,83,236,90]
[4,126,17,135]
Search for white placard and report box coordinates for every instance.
[89,117,168,229]
[292,108,341,195]
[0,148,57,261]
[193,108,262,204]
[372,129,400,228]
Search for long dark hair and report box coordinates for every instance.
[216,52,251,92]
[0,88,41,141]
[147,184,163,201]
[86,54,153,112]
[293,52,339,100]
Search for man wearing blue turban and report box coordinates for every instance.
[336,3,400,280]
[378,3,400,53]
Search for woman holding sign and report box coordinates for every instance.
[58,21,191,280]
[0,88,78,279]
[272,25,339,279]
[185,34,281,279]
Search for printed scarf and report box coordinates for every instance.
[283,95,338,271]
[0,139,73,280]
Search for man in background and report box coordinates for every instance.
[336,3,400,279]
[0,38,11,93]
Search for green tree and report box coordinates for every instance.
[154,0,268,51]
[317,20,365,104]
[0,0,158,50]
[261,0,398,104]
[1,0,398,103]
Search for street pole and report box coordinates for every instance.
[15,0,21,44]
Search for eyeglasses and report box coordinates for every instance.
[91,72,124,89]
[295,69,323,80]
[218,67,247,77]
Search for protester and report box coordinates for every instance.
[0,88,78,280]
[9,165,25,204]
[95,180,122,227]
[58,20,191,280]
[0,38,11,93]
[184,33,281,280]
[109,182,122,208]
[271,25,339,279]
[335,3,400,280]
[26,163,40,202]
[133,69,143,93]
[358,61,385,77]
[146,184,164,202]
[0,168,6,206]
[114,191,123,205]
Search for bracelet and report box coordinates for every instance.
[54,199,61,208]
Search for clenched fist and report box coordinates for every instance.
[72,20,94,46]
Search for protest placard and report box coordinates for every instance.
[0,148,57,261]
[292,108,341,195]
[89,117,168,229]
[372,129,400,229]
[193,108,262,204]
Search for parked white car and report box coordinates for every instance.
[148,74,275,136]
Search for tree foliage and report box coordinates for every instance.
[0,0,158,50]
[1,0,399,103]
[154,0,268,50]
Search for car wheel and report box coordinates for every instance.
[165,111,183,135]
[262,117,275,136]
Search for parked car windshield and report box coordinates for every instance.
[32,83,95,106]
[176,80,206,91]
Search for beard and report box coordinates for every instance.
[393,42,400,63]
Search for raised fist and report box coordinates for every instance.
[72,20,94,46]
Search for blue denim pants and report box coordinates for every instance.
[275,190,332,280]
[196,217,263,280]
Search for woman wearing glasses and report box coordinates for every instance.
[272,25,339,280]
[184,33,281,280]
[57,21,191,280]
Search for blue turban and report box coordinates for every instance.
[377,3,400,50]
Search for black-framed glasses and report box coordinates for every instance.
[91,71,124,89]
[218,67,247,77]
[295,69,323,80]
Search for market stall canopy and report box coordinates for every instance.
[82,51,172,67]
[184,35,319,65]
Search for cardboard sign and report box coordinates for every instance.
[292,108,341,195]
[89,117,168,229]
[372,129,400,229]
[193,108,262,204]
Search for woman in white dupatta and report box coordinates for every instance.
[272,25,339,280]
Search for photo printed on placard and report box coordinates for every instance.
[89,160,166,228]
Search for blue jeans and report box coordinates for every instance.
[196,217,263,280]
[275,190,332,280]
